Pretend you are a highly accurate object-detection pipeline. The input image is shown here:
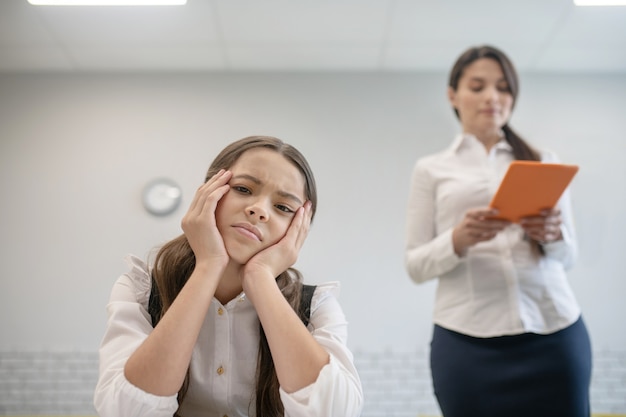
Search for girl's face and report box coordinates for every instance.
[215,148,306,265]
[448,57,514,138]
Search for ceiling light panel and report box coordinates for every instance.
[28,0,186,6]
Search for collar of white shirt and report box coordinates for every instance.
[450,132,511,156]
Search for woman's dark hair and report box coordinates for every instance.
[448,45,541,162]
[150,136,317,417]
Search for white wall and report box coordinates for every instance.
[1,72,624,354]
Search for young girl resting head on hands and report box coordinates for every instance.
[94,135,363,417]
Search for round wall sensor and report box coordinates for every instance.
[142,178,182,216]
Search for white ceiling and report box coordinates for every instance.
[1,0,625,74]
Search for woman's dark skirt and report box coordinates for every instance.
[430,316,592,417]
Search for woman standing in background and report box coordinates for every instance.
[404,45,591,417]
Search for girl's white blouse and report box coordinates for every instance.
[94,255,363,417]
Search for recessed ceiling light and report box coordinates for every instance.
[574,0,626,5]
[28,0,186,5]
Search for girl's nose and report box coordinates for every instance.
[246,203,268,222]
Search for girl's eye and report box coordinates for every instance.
[469,85,483,92]
[233,185,251,194]
[275,204,295,214]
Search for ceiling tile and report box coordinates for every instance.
[226,43,381,71]
[216,0,391,43]
[550,6,626,43]
[388,0,572,43]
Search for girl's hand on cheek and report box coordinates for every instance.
[181,170,232,270]
[241,201,313,294]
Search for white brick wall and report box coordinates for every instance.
[0,349,624,415]
[591,349,626,414]
[354,349,440,417]
[0,351,98,415]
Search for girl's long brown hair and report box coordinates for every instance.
[150,136,318,416]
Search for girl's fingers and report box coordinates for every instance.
[282,205,306,247]
[199,183,230,218]
[267,201,312,261]
[188,170,231,214]
[245,201,312,280]
[188,170,223,207]
[293,202,313,249]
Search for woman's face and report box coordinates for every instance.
[448,57,514,138]
[215,148,307,265]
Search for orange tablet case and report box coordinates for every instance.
[489,161,579,223]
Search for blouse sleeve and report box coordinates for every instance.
[404,158,462,284]
[93,255,179,417]
[279,282,363,417]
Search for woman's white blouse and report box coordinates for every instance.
[94,256,363,417]
[405,134,581,338]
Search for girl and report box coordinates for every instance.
[94,136,363,417]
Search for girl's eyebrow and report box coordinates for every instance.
[277,190,303,206]
[232,173,304,206]
[232,173,261,184]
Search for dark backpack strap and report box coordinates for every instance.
[299,284,317,327]
[148,275,161,327]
